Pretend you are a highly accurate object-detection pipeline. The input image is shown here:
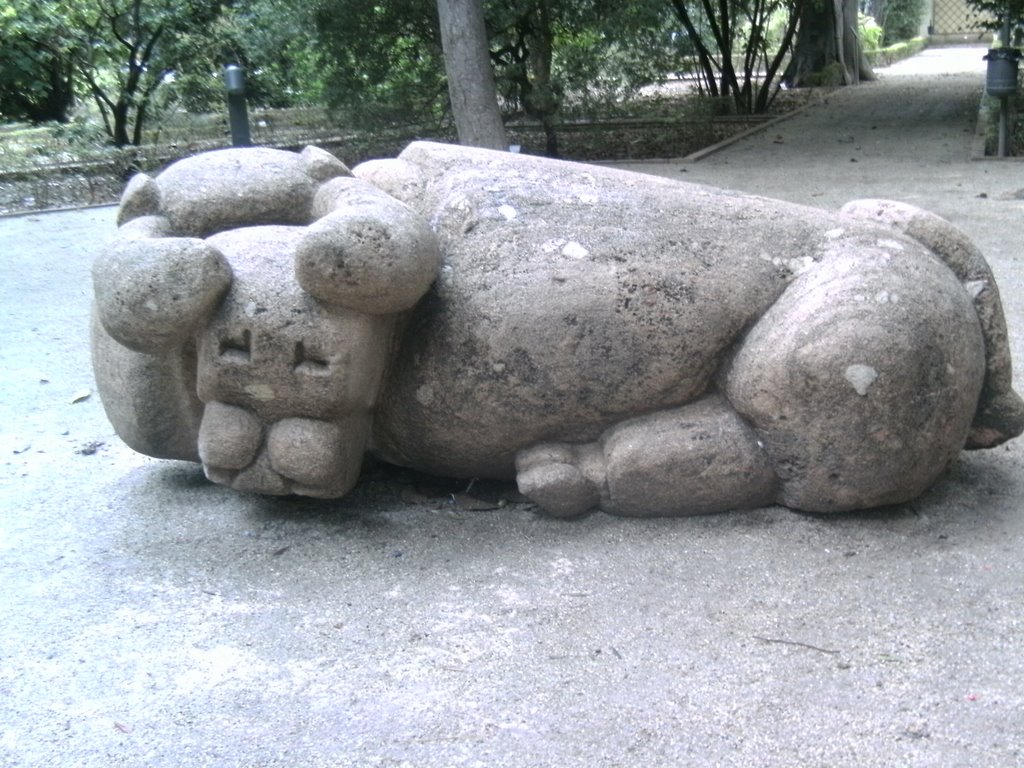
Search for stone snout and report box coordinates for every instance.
[92,148,441,500]
[193,227,395,497]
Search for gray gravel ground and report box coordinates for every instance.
[2,45,1023,767]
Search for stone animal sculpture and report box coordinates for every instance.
[91,141,1024,516]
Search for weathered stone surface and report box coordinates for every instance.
[91,142,1024,516]
[839,198,1024,449]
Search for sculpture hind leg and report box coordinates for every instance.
[723,235,987,512]
[841,199,1024,448]
[515,396,777,517]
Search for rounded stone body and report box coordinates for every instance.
[91,142,1024,515]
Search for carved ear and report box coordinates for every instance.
[93,238,232,353]
[352,158,425,205]
[117,173,161,227]
[301,145,352,183]
[295,179,439,314]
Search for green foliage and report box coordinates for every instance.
[1,0,808,150]
[216,0,326,109]
[875,0,926,44]
[964,0,1024,30]
[1,0,332,144]
[313,0,447,128]
[310,0,686,139]
[0,1,77,122]
[507,1,679,118]
[0,0,235,145]
[858,13,884,51]
[667,0,803,114]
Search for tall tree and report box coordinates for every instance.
[314,0,448,128]
[70,0,231,146]
[311,0,681,134]
[437,0,509,150]
[0,1,77,122]
[785,0,876,86]
[667,0,803,114]
[219,0,325,109]
[489,0,561,154]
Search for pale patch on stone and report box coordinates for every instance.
[416,383,435,405]
[825,228,845,239]
[876,238,905,251]
[498,204,517,221]
[770,255,816,274]
[244,383,276,401]
[562,241,589,259]
[845,364,878,396]
[965,280,986,298]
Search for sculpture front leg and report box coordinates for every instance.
[515,442,606,518]
[516,396,777,517]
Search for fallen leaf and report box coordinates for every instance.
[75,441,105,456]
[70,389,92,404]
[452,492,503,511]
[400,487,436,506]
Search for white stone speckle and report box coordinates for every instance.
[562,241,589,259]
[877,238,905,251]
[965,280,987,298]
[825,228,845,239]
[770,255,816,274]
[416,383,435,405]
[845,364,878,396]
[498,204,517,220]
[244,383,275,401]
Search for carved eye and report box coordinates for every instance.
[293,341,330,375]
[218,329,251,362]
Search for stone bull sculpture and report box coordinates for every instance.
[91,141,1024,516]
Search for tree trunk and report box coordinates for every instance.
[436,0,509,151]
[785,0,875,87]
[525,3,559,157]
[44,53,75,123]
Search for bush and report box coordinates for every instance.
[880,0,927,45]
[859,13,884,51]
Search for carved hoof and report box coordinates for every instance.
[515,444,600,517]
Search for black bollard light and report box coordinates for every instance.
[224,64,251,147]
